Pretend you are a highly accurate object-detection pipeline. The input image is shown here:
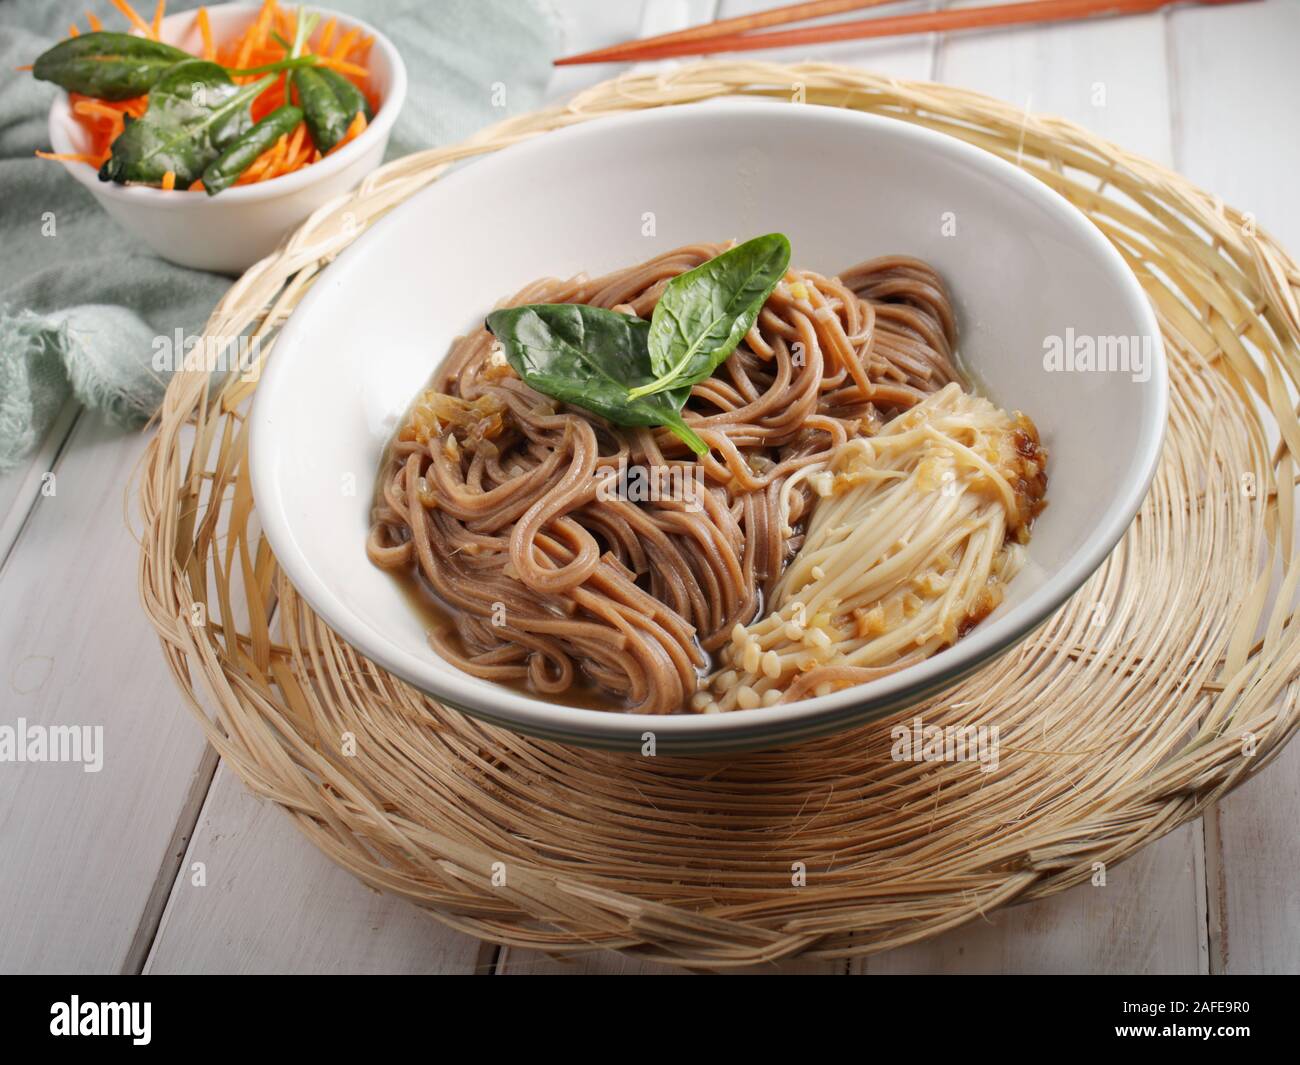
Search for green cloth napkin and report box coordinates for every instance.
[0,0,562,470]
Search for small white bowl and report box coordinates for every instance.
[250,101,1167,754]
[45,3,406,274]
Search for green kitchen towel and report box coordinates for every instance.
[0,0,562,470]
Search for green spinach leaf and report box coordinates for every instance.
[295,66,362,154]
[201,104,303,195]
[32,32,192,101]
[99,60,274,187]
[486,304,706,455]
[628,233,790,399]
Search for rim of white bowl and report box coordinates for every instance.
[250,100,1169,749]
[44,3,406,207]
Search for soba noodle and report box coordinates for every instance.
[366,242,1045,714]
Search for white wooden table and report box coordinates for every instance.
[3,0,1297,975]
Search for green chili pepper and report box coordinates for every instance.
[295,65,368,153]
[32,32,191,101]
[201,104,304,195]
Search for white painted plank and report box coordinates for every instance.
[145,763,487,974]
[1170,0,1300,976]
[0,418,214,973]
[0,400,80,567]
[936,1,1173,163]
[860,825,1206,973]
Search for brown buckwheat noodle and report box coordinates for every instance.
[367,242,1044,714]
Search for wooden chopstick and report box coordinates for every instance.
[555,0,899,67]
[554,0,1255,67]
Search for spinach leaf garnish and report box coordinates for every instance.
[486,304,705,456]
[33,32,192,100]
[98,60,274,187]
[627,233,790,399]
[295,66,370,153]
[201,104,303,195]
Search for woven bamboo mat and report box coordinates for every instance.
[137,62,1300,968]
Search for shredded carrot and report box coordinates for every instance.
[14,64,33,72]
[266,135,288,177]
[197,7,214,61]
[36,150,101,164]
[284,122,306,160]
[326,111,367,156]
[41,0,379,188]
[331,28,360,61]
[74,99,126,121]
[318,18,337,52]
[254,0,275,49]
[68,23,80,37]
[109,0,153,38]
[317,56,369,79]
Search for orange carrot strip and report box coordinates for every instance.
[260,135,288,180]
[87,10,103,30]
[73,99,121,119]
[235,33,254,73]
[36,150,100,164]
[318,17,337,51]
[284,122,305,159]
[189,179,205,192]
[161,170,176,190]
[109,0,153,37]
[254,0,275,47]
[151,0,165,39]
[326,111,366,156]
[237,133,283,184]
[14,65,34,72]
[331,27,360,60]
[317,56,369,78]
[284,144,312,174]
[197,7,215,60]
[68,23,80,36]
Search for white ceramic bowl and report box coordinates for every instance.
[250,100,1167,754]
[45,3,406,274]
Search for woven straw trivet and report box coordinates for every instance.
[138,62,1300,968]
